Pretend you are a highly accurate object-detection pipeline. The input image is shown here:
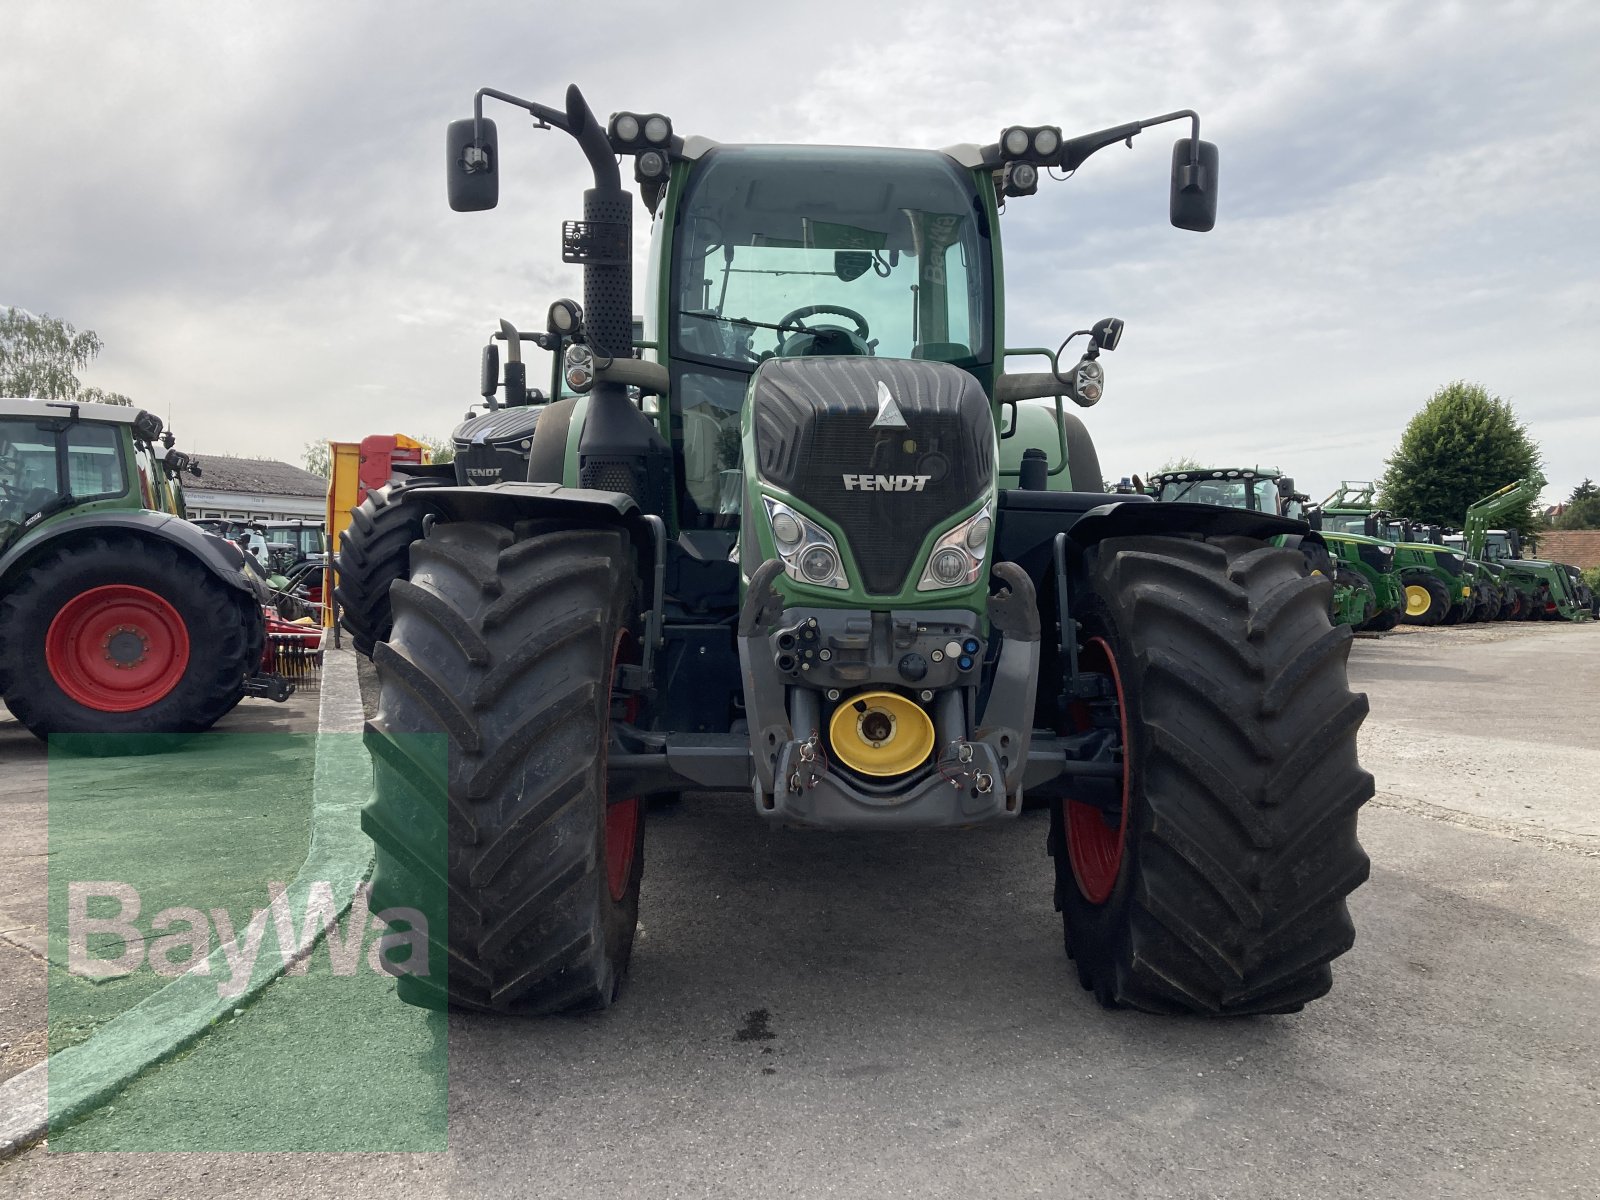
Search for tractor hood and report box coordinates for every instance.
[747,357,995,599]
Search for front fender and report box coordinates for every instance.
[0,511,263,600]
[1068,500,1311,546]
[399,481,665,629]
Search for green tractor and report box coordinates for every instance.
[1146,467,1404,631]
[0,397,290,746]
[1317,483,1474,626]
[360,83,1373,1019]
[1465,479,1592,622]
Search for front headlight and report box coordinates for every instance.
[918,504,992,592]
[762,497,848,590]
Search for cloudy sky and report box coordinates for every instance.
[3,1,1596,504]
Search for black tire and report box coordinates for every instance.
[1361,599,1402,632]
[1501,590,1523,620]
[1440,599,1468,626]
[1400,574,1450,626]
[362,520,645,1014]
[1050,535,1371,1015]
[0,534,257,749]
[335,477,451,658]
[1476,587,1501,623]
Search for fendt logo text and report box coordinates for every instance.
[842,474,932,492]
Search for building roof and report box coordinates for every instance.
[190,455,327,497]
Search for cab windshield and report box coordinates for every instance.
[667,146,993,524]
[1157,476,1279,512]
[671,146,992,369]
[0,416,127,546]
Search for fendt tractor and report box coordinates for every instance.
[1146,466,1404,631]
[334,328,573,656]
[357,83,1373,1019]
[0,397,290,748]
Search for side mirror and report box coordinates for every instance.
[1169,138,1219,232]
[447,118,499,212]
[1091,317,1124,352]
[1277,476,1295,497]
[835,251,872,282]
[480,343,499,401]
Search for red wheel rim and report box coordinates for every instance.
[45,585,191,713]
[1066,637,1130,905]
[603,630,643,903]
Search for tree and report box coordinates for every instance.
[420,436,455,465]
[302,440,330,478]
[1156,455,1205,473]
[0,307,132,405]
[1556,480,1600,529]
[1378,381,1543,537]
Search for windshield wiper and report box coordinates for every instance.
[679,310,789,334]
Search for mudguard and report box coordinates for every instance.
[397,480,664,610]
[1068,500,1311,546]
[0,510,265,600]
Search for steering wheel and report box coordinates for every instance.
[777,304,871,340]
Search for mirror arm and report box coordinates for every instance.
[1057,109,1201,172]
[474,87,571,141]
[471,86,620,191]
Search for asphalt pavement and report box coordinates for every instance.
[2,622,1597,1198]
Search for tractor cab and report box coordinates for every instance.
[1147,467,1289,513]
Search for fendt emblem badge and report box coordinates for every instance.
[842,473,931,492]
[870,379,908,429]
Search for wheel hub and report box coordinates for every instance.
[45,585,191,712]
[104,626,148,668]
[1405,584,1431,616]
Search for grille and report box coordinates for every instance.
[752,357,993,595]
[456,443,526,486]
[1356,542,1393,572]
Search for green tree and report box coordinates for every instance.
[1378,381,1543,537]
[0,306,132,405]
[1556,486,1600,529]
[302,440,330,478]
[420,436,455,465]
[1156,455,1205,473]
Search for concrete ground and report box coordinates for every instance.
[2,622,1597,1198]
[0,686,321,1089]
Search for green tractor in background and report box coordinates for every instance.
[1316,483,1475,626]
[0,397,290,747]
[358,82,1374,1020]
[1146,466,1404,631]
[1464,479,1592,622]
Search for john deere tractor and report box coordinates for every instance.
[0,397,289,747]
[1317,484,1474,626]
[1465,479,1592,622]
[1147,467,1404,631]
[360,83,1372,1019]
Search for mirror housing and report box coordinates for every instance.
[447,117,499,212]
[1277,476,1295,497]
[480,343,499,401]
[834,251,872,282]
[1169,138,1219,232]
